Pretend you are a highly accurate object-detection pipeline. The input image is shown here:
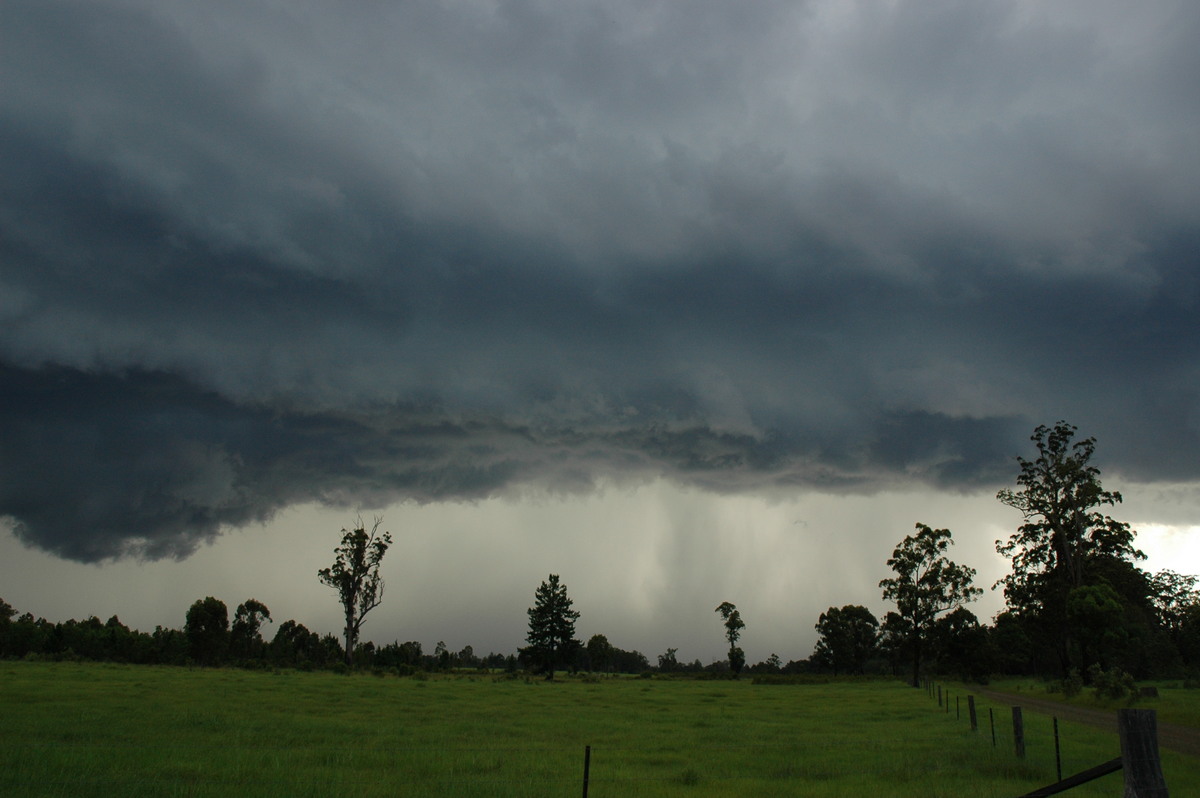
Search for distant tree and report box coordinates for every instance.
[1150,571,1200,667]
[615,647,651,674]
[657,647,679,672]
[996,422,1143,675]
[399,640,423,668]
[317,516,392,667]
[102,615,136,662]
[434,640,451,671]
[376,640,423,671]
[353,640,377,667]
[1150,571,1200,634]
[715,601,746,677]
[813,605,879,675]
[880,523,981,687]
[185,596,230,665]
[230,599,271,660]
[523,574,580,679]
[988,611,1036,675]
[586,634,615,673]
[270,620,324,667]
[0,598,15,656]
[150,625,188,665]
[0,597,14,623]
[930,607,992,682]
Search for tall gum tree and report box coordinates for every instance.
[879,523,981,687]
[995,422,1143,674]
[317,517,391,667]
[714,601,746,676]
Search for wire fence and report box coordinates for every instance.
[1,728,1099,797]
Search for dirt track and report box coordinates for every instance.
[974,687,1200,759]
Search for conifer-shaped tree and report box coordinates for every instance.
[523,574,580,679]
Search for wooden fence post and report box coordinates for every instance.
[1119,709,1168,797]
[1053,717,1061,782]
[937,685,942,707]
[582,745,591,798]
[968,695,977,731]
[1012,706,1025,759]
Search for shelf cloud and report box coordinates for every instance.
[2,0,1198,562]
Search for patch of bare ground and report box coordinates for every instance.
[974,687,1200,758]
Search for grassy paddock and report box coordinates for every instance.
[2,663,1197,797]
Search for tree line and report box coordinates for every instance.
[809,422,1200,690]
[4,422,1200,684]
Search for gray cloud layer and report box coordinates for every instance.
[2,0,1198,560]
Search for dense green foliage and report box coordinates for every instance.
[879,524,982,686]
[813,605,879,675]
[980,422,1199,682]
[10,662,1198,797]
[185,596,231,665]
[995,422,1146,676]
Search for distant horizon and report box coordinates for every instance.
[4,479,1195,665]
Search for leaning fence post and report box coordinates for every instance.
[937,684,942,707]
[1053,717,1062,782]
[968,695,978,731]
[582,745,591,798]
[1012,706,1025,759]
[1119,708,1168,797]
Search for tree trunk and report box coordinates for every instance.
[911,638,922,687]
[344,611,356,667]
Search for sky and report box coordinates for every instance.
[2,0,1199,665]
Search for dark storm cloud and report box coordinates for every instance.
[2,0,1198,560]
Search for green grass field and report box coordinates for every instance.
[2,663,1197,797]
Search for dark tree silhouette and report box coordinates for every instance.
[880,523,981,686]
[813,605,879,675]
[184,596,229,665]
[230,599,271,660]
[317,517,392,666]
[996,422,1143,674]
[714,601,746,676]
[523,574,580,679]
[586,634,615,673]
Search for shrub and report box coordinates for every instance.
[1087,664,1135,701]
[1046,669,1082,697]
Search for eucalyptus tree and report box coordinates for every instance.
[317,516,392,667]
[715,601,746,676]
[880,523,981,687]
[184,596,230,665]
[996,422,1143,674]
[813,605,879,675]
